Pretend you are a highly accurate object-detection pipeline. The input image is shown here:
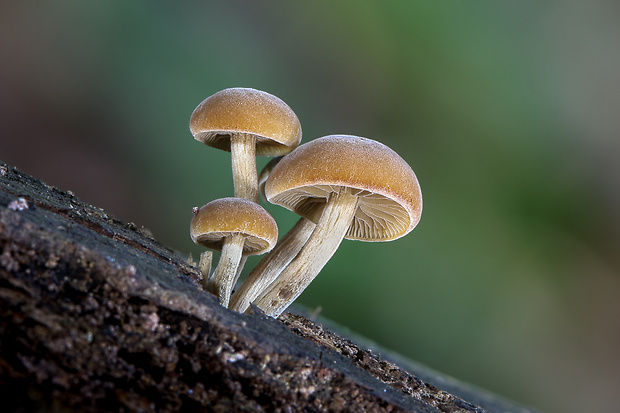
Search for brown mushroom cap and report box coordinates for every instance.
[189,87,302,156]
[190,197,278,255]
[264,135,422,241]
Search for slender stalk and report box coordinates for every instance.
[230,217,315,313]
[252,189,359,317]
[206,233,245,308]
[231,255,248,292]
[231,133,259,203]
[258,156,283,200]
[198,250,213,289]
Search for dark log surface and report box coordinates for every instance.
[0,161,535,412]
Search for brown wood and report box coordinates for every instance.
[0,161,533,412]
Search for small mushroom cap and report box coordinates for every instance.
[264,135,422,242]
[189,87,302,156]
[190,197,278,255]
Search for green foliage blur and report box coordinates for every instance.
[2,2,619,412]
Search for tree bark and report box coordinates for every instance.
[0,161,533,413]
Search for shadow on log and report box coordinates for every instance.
[0,161,535,412]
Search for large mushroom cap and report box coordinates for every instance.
[190,197,278,255]
[189,87,302,156]
[265,135,422,241]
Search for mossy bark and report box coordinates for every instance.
[0,161,533,413]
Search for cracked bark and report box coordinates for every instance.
[0,161,534,413]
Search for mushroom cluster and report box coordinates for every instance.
[189,88,422,317]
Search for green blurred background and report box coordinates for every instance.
[2,1,619,411]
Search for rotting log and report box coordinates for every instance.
[0,161,535,412]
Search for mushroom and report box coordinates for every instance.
[190,197,278,308]
[229,157,316,313]
[258,156,284,201]
[189,87,302,203]
[251,135,423,317]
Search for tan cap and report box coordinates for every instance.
[190,197,278,255]
[264,135,422,241]
[189,87,302,156]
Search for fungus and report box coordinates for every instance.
[251,135,422,317]
[230,157,316,313]
[189,87,302,203]
[190,197,278,308]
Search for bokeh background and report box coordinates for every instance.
[2,1,619,411]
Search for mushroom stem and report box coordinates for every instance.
[198,251,213,289]
[231,255,248,292]
[252,189,359,317]
[206,232,245,308]
[231,133,259,203]
[230,217,315,313]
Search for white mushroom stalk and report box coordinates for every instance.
[230,133,259,203]
[230,217,315,313]
[232,256,248,290]
[206,233,245,308]
[252,189,358,317]
[197,250,213,288]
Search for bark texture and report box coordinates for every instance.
[0,161,534,412]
